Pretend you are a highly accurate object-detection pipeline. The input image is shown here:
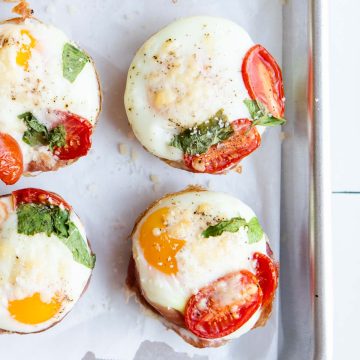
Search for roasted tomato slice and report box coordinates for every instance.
[184,270,262,339]
[184,119,261,173]
[242,44,285,118]
[50,110,93,161]
[13,188,71,210]
[0,133,23,185]
[253,252,278,307]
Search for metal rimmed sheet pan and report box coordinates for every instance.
[280,1,332,359]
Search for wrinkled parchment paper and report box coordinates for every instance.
[0,0,283,359]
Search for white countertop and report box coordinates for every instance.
[330,1,359,359]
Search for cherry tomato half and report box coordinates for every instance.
[50,110,93,161]
[0,133,23,185]
[242,44,285,118]
[13,188,71,210]
[184,119,261,174]
[253,252,278,307]
[184,270,262,339]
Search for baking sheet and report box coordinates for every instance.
[0,0,284,359]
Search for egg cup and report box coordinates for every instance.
[127,186,278,347]
[0,188,95,334]
[125,16,285,175]
[0,3,101,185]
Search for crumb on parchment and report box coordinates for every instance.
[131,149,139,162]
[149,174,159,184]
[118,143,128,155]
[234,165,242,174]
[149,174,160,192]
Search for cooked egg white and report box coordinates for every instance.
[125,16,264,162]
[132,189,269,339]
[0,195,92,333]
[0,18,100,170]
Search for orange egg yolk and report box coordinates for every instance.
[8,293,61,325]
[139,207,186,275]
[16,30,36,71]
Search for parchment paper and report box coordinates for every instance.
[0,0,283,359]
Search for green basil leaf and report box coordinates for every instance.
[243,99,262,119]
[252,115,286,127]
[17,203,95,269]
[247,217,264,244]
[60,222,96,269]
[170,109,234,155]
[18,113,68,152]
[22,130,46,147]
[18,112,48,146]
[201,215,264,244]
[62,43,89,83]
[52,206,70,238]
[244,99,286,127]
[17,203,54,236]
[202,217,247,238]
[49,125,67,151]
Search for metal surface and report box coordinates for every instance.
[280,1,313,358]
[280,0,332,359]
[310,0,333,359]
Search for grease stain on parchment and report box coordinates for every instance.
[82,351,119,360]
[134,340,208,360]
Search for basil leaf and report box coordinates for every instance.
[18,112,48,146]
[60,222,96,269]
[244,99,286,127]
[17,203,53,236]
[49,125,66,151]
[52,206,70,238]
[201,215,264,244]
[170,109,234,155]
[18,113,68,153]
[17,203,95,269]
[253,116,286,127]
[243,99,261,119]
[62,43,89,83]
[22,130,46,147]
[202,217,247,238]
[247,217,264,244]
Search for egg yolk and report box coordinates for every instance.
[16,30,36,71]
[8,293,61,325]
[139,207,186,275]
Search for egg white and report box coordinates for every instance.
[132,189,269,340]
[0,18,100,170]
[125,16,264,162]
[0,195,92,333]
